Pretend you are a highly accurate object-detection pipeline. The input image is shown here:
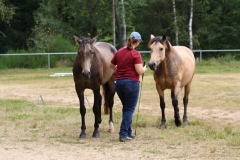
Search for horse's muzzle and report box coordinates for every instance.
[148,62,157,70]
[82,71,91,79]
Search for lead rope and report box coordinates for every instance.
[135,61,145,136]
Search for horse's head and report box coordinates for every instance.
[148,34,171,70]
[74,35,97,78]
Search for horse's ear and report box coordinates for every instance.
[150,34,155,39]
[162,35,167,41]
[73,35,82,44]
[148,34,155,47]
[91,36,97,44]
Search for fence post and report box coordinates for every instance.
[200,51,202,62]
[48,54,50,68]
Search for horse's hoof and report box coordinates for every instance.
[92,132,100,138]
[108,122,114,133]
[79,133,86,139]
[160,122,167,128]
[183,119,188,125]
[108,128,115,133]
[175,119,182,127]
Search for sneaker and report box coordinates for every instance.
[119,136,132,142]
[129,134,135,139]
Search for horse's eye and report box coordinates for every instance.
[160,48,163,51]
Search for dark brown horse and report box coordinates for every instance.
[148,35,195,127]
[73,35,116,138]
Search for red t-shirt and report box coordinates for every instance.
[111,47,142,82]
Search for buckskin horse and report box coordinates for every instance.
[148,35,195,127]
[73,35,116,138]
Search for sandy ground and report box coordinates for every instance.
[0,73,240,160]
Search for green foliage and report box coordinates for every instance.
[0,36,76,69]
[0,0,41,53]
[0,53,77,69]
[46,35,76,53]
[1,0,240,57]
[0,54,48,69]
[195,0,240,49]
[0,0,16,24]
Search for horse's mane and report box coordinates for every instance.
[80,37,93,44]
[148,35,171,52]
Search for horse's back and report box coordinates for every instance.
[94,42,117,84]
[173,46,195,86]
[173,46,194,59]
[94,42,116,64]
[173,46,195,66]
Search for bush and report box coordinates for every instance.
[45,35,76,53]
[0,36,77,69]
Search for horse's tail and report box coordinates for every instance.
[102,81,115,115]
[102,83,109,114]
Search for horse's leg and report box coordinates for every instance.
[156,85,166,127]
[92,87,101,138]
[97,92,102,130]
[107,80,115,133]
[183,82,192,125]
[159,96,167,127]
[76,87,86,138]
[171,89,182,127]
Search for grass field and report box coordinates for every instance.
[0,61,240,159]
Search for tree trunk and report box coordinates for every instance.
[88,0,98,38]
[121,0,126,46]
[172,0,179,45]
[112,0,116,46]
[115,6,124,48]
[189,0,193,49]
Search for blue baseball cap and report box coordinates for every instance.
[130,31,143,41]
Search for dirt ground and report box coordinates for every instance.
[0,73,240,160]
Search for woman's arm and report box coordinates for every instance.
[110,63,117,71]
[135,63,147,75]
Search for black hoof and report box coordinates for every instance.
[183,116,188,125]
[92,131,100,138]
[175,119,182,127]
[183,119,188,125]
[79,132,86,139]
[160,121,167,128]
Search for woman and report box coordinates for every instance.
[110,31,147,142]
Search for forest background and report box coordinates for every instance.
[0,0,240,63]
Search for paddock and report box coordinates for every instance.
[0,68,240,159]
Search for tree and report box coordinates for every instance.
[0,0,15,25]
[29,0,114,51]
[196,0,240,50]
[0,0,40,53]
[172,0,179,45]
[0,0,16,37]
[189,0,193,50]
[0,0,15,51]
[114,0,146,48]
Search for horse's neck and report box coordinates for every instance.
[93,50,103,68]
[157,48,180,77]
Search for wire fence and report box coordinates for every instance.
[0,49,240,68]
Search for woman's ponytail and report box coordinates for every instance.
[126,36,139,50]
[126,36,133,50]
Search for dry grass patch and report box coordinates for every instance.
[0,68,240,159]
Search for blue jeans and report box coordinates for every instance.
[115,78,140,138]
